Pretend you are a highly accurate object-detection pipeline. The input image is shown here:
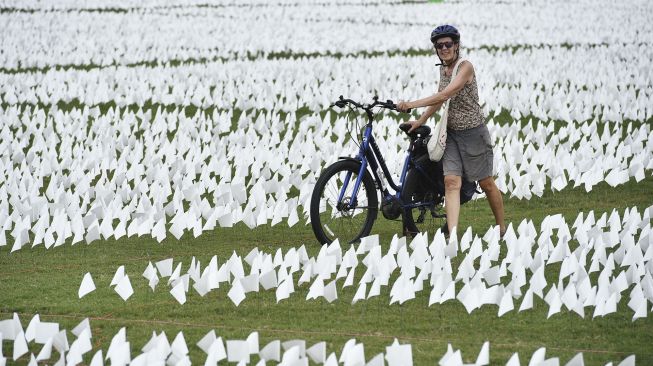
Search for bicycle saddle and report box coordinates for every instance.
[399,123,431,137]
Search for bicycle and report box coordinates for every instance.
[310,96,477,245]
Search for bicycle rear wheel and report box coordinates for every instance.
[402,168,446,239]
[310,160,378,245]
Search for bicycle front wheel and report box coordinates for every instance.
[310,160,378,245]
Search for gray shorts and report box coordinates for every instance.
[442,124,494,182]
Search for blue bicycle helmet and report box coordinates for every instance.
[430,25,460,43]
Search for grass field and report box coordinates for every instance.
[2,174,652,365]
[2,1,653,365]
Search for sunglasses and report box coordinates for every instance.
[434,41,455,50]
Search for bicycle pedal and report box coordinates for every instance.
[430,210,446,219]
[403,228,419,239]
[417,210,426,223]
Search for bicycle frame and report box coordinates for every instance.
[340,117,438,212]
[307,95,449,244]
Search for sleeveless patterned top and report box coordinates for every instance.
[438,61,485,131]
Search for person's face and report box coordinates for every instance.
[433,37,458,62]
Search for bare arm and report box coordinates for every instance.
[404,102,443,133]
[399,61,474,110]
[416,103,443,125]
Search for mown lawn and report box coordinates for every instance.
[1,176,652,365]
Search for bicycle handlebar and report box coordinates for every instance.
[330,95,412,114]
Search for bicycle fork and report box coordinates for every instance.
[337,127,374,209]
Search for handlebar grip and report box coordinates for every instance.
[391,104,411,113]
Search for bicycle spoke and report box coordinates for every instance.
[310,160,377,244]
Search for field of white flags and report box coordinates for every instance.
[1,0,653,364]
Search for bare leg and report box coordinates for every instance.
[478,176,506,236]
[444,175,462,236]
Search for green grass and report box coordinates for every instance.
[0,41,622,75]
[1,176,652,365]
[2,3,651,363]
[1,87,651,365]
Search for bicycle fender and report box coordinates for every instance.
[337,156,361,163]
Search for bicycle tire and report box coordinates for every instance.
[310,160,378,245]
[401,168,446,239]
